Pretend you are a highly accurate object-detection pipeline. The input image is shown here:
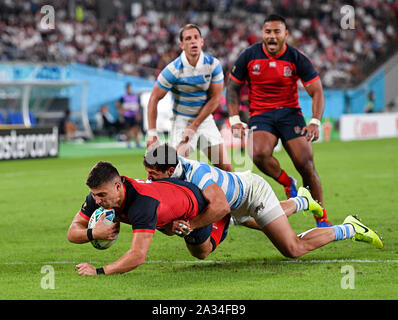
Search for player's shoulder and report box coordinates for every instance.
[202,52,219,65]
[238,42,264,61]
[284,44,312,62]
[161,55,184,74]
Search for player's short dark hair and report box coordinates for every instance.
[143,144,179,172]
[86,161,121,188]
[264,14,288,29]
[179,23,202,42]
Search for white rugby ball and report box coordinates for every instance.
[88,207,118,250]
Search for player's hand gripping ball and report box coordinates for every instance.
[88,207,119,250]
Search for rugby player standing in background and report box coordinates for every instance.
[226,14,332,227]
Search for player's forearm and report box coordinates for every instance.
[189,203,230,230]
[147,98,159,130]
[311,90,325,120]
[226,80,242,116]
[191,96,220,129]
[67,223,90,244]
[305,79,325,121]
[103,249,146,275]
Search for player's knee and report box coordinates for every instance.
[251,151,270,166]
[215,163,233,172]
[191,251,209,260]
[295,159,315,176]
[280,241,304,259]
[187,244,212,260]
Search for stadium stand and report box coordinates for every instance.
[0,0,397,89]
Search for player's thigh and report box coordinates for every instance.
[283,136,314,169]
[170,118,199,153]
[248,174,284,225]
[247,130,278,159]
[184,225,214,259]
[197,118,224,149]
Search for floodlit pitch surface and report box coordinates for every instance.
[1,138,397,300]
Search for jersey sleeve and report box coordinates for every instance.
[79,193,99,221]
[295,51,319,86]
[211,58,224,84]
[229,49,249,84]
[156,63,177,91]
[190,163,217,190]
[127,195,159,233]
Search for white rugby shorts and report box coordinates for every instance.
[232,172,285,228]
[169,115,224,152]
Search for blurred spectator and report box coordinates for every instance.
[95,104,122,137]
[365,91,375,113]
[115,83,143,148]
[0,0,397,88]
[59,108,77,141]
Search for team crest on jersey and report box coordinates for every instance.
[284,66,292,77]
[254,202,264,215]
[252,64,261,75]
[204,74,211,81]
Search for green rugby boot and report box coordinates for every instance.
[343,215,384,249]
[297,187,324,218]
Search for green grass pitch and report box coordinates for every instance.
[1,138,397,300]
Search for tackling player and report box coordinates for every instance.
[143,145,383,261]
[67,161,231,275]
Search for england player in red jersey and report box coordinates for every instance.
[226,14,331,227]
[67,161,230,275]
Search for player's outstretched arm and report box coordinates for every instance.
[76,231,154,276]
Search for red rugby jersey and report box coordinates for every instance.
[79,177,205,233]
[229,42,319,116]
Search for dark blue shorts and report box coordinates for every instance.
[248,108,306,142]
[184,215,230,251]
[158,177,229,250]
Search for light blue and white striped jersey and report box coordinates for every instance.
[156,51,224,118]
[171,156,246,210]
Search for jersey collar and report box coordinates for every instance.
[262,42,287,60]
[181,50,204,69]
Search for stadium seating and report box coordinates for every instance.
[0,0,397,88]
[7,112,24,125]
[5,111,37,126]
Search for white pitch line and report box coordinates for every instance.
[2,259,398,265]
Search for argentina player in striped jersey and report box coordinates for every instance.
[143,145,383,260]
[146,24,232,172]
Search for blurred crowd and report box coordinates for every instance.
[0,0,397,88]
